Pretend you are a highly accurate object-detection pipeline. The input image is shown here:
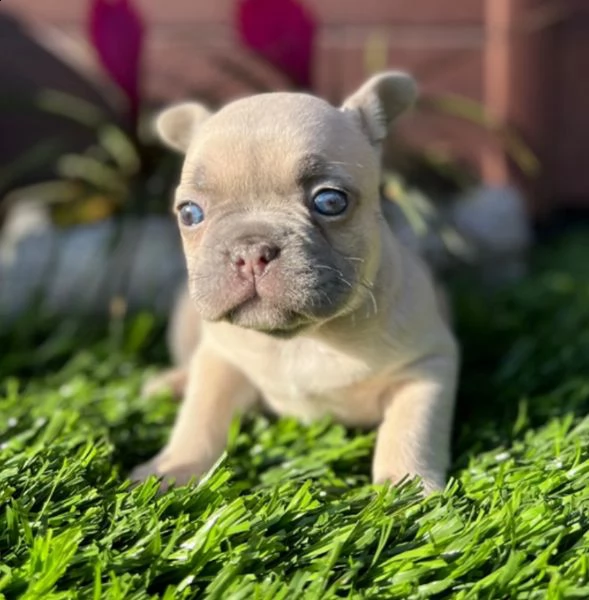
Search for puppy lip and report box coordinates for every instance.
[246,320,311,339]
[221,296,310,335]
[255,323,310,339]
[220,290,259,321]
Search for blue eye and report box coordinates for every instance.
[312,189,348,217]
[178,202,204,227]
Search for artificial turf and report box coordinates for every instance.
[1,231,589,599]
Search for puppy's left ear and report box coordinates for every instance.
[341,71,418,145]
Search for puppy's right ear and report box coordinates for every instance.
[342,72,417,146]
[155,102,212,153]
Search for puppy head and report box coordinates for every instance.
[157,72,417,336]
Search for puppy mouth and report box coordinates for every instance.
[254,321,310,338]
[222,294,310,337]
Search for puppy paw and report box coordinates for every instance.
[129,455,204,491]
[141,368,187,400]
[129,459,164,486]
[373,469,445,495]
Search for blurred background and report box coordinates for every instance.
[0,0,588,329]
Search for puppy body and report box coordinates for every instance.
[133,74,459,493]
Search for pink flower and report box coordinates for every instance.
[237,0,316,88]
[88,0,144,123]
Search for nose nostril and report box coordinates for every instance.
[232,243,280,276]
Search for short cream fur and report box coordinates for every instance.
[132,71,459,494]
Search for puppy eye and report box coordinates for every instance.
[178,202,204,227]
[312,189,348,217]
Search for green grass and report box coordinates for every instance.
[1,231,589,599]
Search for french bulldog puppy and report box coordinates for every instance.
[132,72,459,494]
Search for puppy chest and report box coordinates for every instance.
[259,373,390,426]
[248,351,390,426]
[210,329,394,426]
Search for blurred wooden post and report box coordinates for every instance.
[483,0,559,216]
[482,0,512,188]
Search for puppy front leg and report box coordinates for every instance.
[131,344,257,489]
[372,362,457,494]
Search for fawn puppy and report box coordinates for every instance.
[132,72,459,494]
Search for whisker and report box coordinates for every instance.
[331,247,365,265]
[314,264,354,289]
[360,280,378,317]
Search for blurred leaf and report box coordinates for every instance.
[97,125,141,176]
[382,172,431,237]
[50,194,119,227]
[56,154,127,196]
[124,313,157,354]
[417,147,478,191]
[4,181,83,206]
[0,89,110,136]
[35,90,108,129]
[420,94,540,178]
[382,171,474,261]
[439,226,474,261]
[3,180,118,226]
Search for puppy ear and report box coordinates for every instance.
[155,102,212,153]
[341,71,418,145]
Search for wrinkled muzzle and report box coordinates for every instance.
[182,214,359,335]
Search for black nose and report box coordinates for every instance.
[231,241,280,278]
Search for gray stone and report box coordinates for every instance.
[0,208,185,322]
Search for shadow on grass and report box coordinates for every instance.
[0,310,169,381]
[450,229,589,471]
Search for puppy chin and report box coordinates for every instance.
[225,297,311,338]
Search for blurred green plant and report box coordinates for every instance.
[0,88,181,227]
[0,0,312,227]
[363,32,539,255]
[0,0,539,242]
[363,31,540,186]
